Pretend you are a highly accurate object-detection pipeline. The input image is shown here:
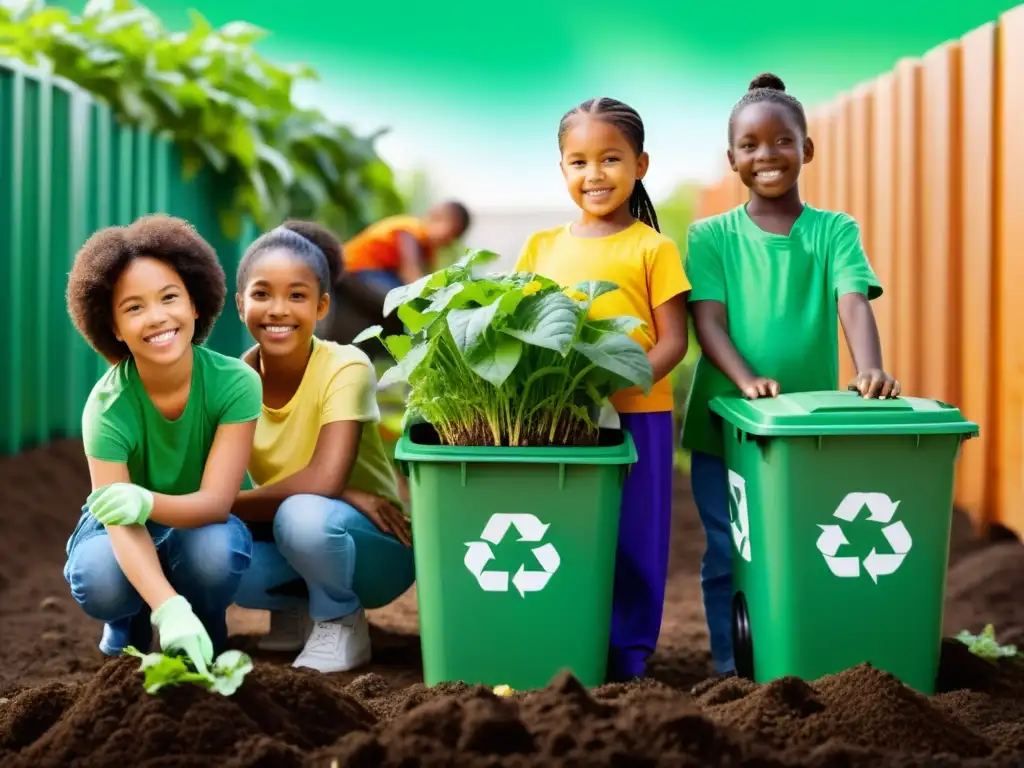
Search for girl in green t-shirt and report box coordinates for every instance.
[683,73,900,679]
[64,215,263,675]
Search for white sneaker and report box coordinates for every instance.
[257,607,313,652]
[292,609,372,673]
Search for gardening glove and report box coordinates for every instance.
[151,595,214,677]
[86,483,154,526]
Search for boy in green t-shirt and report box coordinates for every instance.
[682,73,900,679]
[64,215,263,674]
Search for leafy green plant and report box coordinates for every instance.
[956,625,1019,663]
[355,250,654,447]
[0,0,403,237]
[123,646,253,695]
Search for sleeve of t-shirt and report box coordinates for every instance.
[513,233,538,273]
[217,364,264,425]
[684,222,726,303]
[832,214,883,301]
[322,361,381,426]
[81,391,133,464]
[646,238,692,309]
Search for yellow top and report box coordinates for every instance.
[515,221,690,413]
[247,337,402,510]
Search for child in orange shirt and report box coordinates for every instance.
[344,202,471,291]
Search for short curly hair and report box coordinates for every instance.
[66,214,226,363]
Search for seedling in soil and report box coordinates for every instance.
[955,624,1019,663]
[123,646,254,695]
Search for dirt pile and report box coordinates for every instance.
[3,440,1024,766]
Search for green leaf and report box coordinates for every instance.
[502,292,582,356]
[423,283,464,314]
[466,335,523,387]
[454,248,502,271]
[396,304,437,334]
[448,300,503,358]
[573,334,653,393]
[351,325,383,345]
[379,340,431,387]
[383,272,444,317]
[384,334,412,361]
[574,280,619,301]
[585,316,646,336]
[218,20,269,44]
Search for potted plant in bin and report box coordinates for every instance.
[354,248,650,690]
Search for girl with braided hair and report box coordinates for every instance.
[683,73,898,678]
[515,97,691,682]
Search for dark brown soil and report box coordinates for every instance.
[2,439,1023,767]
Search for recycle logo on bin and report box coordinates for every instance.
[464,514,561,597]
[816,492,913,584]
[728,470,752,562]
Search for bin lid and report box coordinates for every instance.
[709,391,980,438]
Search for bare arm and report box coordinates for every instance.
[396,231,427,285]
[86,458,177,610]
[144,420,258,529]
[232,420,362,523]
[647,293,690,383]
[837,292,883,371]
[691,300,779,398]
[838,292,900,398]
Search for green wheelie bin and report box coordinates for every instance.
[710,391,978,695]
[394,422,637,690]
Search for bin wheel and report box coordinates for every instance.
[732,591,754,680]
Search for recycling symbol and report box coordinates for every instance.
[816,492,913,583]
[728,470,752,562]
[464,514,561,597]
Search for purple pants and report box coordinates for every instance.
[607,410,675,681]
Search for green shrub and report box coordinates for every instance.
[0,0,403,237]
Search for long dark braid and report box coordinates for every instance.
[557,97,661,232]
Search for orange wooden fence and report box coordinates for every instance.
[696,5,1024,538]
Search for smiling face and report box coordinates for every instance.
[559,114,648,220]
[237,248,329,359]
[111,256,198,368]
[728,100,813,198]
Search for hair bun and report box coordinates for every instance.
[281,220,344,286]
[749,73,786,92]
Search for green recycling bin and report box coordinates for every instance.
[394,422,637,690]
[710,391,978,695]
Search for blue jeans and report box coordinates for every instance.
[356,269,403,292]
[63,513,254,656]
[233,494,416,621]
[690,451,735,674]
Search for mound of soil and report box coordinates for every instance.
[2,439,1024,767]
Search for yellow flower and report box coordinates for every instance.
[563,288,589,302]
[523,280,542,296]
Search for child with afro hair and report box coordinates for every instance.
[64,214,262,675]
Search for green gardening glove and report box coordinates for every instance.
[86,483,154,526]
[151,595,214,677]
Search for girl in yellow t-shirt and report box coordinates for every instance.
[230,220,414,674]
[514,98,691,682]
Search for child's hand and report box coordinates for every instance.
[343,489,412,547]
[741,377,780,399]
[849,369,900,399]
[151,595,214,677]
[86,483,154,526]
